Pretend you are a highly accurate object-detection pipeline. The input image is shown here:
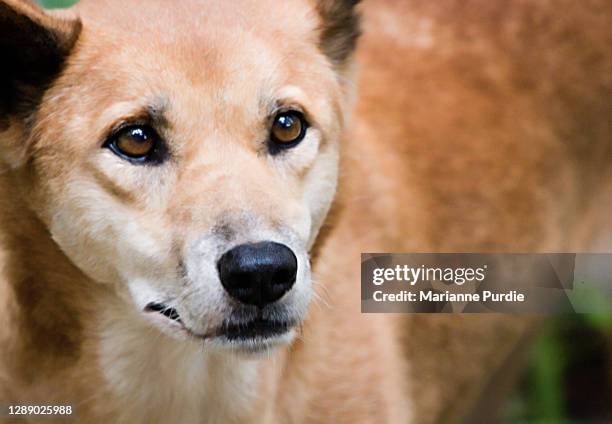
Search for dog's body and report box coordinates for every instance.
[1,0,611,423]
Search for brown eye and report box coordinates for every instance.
[270,111,307,149]
[106,125,165,164]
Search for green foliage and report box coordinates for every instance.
[37,0,79,9]
[530,329,567,423]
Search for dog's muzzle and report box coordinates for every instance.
[143,240,304,352]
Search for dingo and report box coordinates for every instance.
[1,0,610,423]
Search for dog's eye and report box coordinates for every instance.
[105,125,163,164]
[269,111,307,151]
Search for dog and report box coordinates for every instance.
[1,0,611,422]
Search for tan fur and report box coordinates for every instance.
[1,0,611,423]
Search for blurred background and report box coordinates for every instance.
[37,0,612,422]
[504,315,611,423]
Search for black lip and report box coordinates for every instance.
[145,303,294,342]
[145,302,181,322]
[219,319,293,340]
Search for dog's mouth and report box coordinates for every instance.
[217,319,294,341]
[144,302,295,347]
[145,302,182,322]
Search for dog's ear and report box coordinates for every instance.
[0,0,81,118]
[316,0,361,67]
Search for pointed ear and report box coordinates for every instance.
[316,0,361,67]
[0,0,81,118]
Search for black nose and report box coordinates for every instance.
[217,242,298,307]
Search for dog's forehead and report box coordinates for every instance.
[69,0,328,106]
[75,0,319,43]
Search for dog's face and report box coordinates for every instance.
[0,0,359,353]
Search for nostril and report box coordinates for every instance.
[217,242,298,307]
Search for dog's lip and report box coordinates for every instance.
[144,302,296,342]
[144,302,182,322]
[184,318,296,342]
[211,319,295,341]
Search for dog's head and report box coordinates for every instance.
[0,0,360,353]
